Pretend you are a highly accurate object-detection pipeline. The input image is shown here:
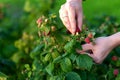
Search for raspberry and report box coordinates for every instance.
[76,27,81,33]
[112,56,118,61]
[51,26,56,32]
[66,27,80,34]
[85,37,90,43]
[113,69,119,76]
[36,18,42,27]
[88,33,93,38]
[36,18,42,24]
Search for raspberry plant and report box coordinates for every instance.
[18,15,120,80]
[22,14,97,80]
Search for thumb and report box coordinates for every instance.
[82,43,93,51]
[76,49,94,59]
[76,43,93,54]
[76,43,94,58]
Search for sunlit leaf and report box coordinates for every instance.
[76,54,93,71]
[60,58,72,72]
[65,72,81,80]
[45,63,54,75]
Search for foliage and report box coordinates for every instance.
[19,14,95,80]
[18,14,120,80]
[0,0,120,80]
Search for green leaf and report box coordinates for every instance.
[116,74,120,80]
[44,53,52,62]
[45,63,54,75]
[61,52,69,58]
[50,76,57,80]
[0,72,8,78]
[65,72,81,80]
[116,60,120,67]
[50,75,65,80]
[53,56,62,63]
[74,41,82,50]
[69,53,77,63]
[28,71,32,78]
[76,54,93,71]
[87,73,96,80]
[24,64,31,71]
[30,44,44,59]
[64,39,76,53]
[51,51,60,59]
[33,59,43,70]
[107,68,114,80]
[60,58,72,72]
[54,32,64,44]
[24,0,32,12]
[79,71,87,80]
[31,44,44,53]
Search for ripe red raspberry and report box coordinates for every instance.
[88,33,93,38]
[75,26,81,33]
[112,56,118,61]
[113,69,119,76]
[36,18,42,27]
[85,37,90,43]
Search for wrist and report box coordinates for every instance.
[108,32,120,47]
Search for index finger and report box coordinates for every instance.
[66,4,76,35]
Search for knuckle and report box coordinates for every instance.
[66,2,74,8]
[63,20,69,26]
[64,20,68,24]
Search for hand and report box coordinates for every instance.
[76,37,117,64]
[59,0,83,34]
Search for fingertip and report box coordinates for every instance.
[77,23,82,32]
[76,49,85,54]
[71,32,75,35]
[82,43,93,51]
[70,29,75,35]
[73,30,76,35]
[76,49,80,54]
[79,26,82,32]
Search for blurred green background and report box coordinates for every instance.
[83,0,120,22]
[0,0,120,79]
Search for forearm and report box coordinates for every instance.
[109,32,120,47]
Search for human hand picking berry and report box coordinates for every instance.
[77,32,120,64]
[59,0,83,35]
